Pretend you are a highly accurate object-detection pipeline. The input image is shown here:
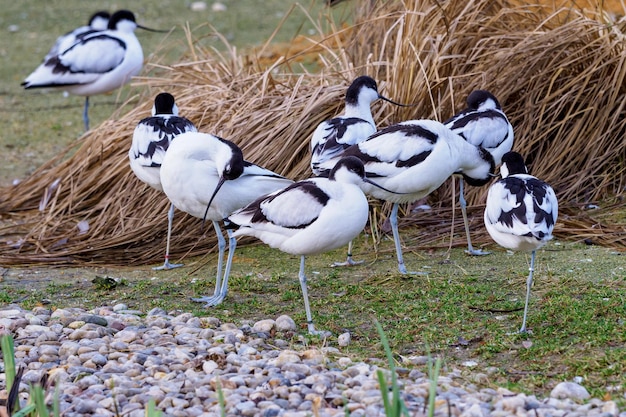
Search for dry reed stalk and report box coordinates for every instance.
[0,0,623,266]
[343,0,625,244]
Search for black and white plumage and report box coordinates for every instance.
[484,151,558,333]
[318,119,495,274]
[159,132,293,307]
[444,90,514,255]
[43,11,111,62]
[228,156,394,335]
[310,75,409,266]
[310,76,408,175]
[129,92,197,270]
[22,10,162,131]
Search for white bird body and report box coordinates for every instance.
[228,156,378,334]
[444,90,514,166]
[230,172,369,256]
[23,11,144,96]
[345,119,494,201]
[161,138,291,221]
[159,131,293,307]
[22,10,158,131]
[310,119,375,174]
[43,11,110,62]
[316,118,494,274]
[129,93,197,191]
[483,151,558,332]
[484,168,558,252]
[129,93,197,270]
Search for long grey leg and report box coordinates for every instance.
[459,179,489,256]
[389,203,407,274]
[153,203,183,270]
[298,256,328,336]
[202,228,236,307]
[83,97,90,132]
[331,239,364,267]
[191,221,226,305]
[389,203,427,275]
[519,250,536,333]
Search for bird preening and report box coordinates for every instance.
[122,61,565,336]
[125,83,556,335]
[158,131,293,308]
[315,118,496,275]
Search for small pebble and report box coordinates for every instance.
[190,2,207,11]
[211,2,226,12]
[550,381,591,400]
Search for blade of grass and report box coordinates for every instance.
[375,320,410,417]
[427,356,442,417]
[30,384,48,417]
[10,404,36,417]
[216,378,226,417]
[146,399,162,416]
[52,382,60,417]
[1,335,19,414]
[376,370,391,413]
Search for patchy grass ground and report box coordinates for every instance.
[1,235,624,404]
[1,0,625,410]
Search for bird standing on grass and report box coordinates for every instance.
[129,92,197,270]
[42,11,111,62]
[317,119,495,274]
[227,156,400,335]
[159,132,293,307]
[310,75,411,266]
[22,10,164,132]
[484,151,558,333]
[444,90,514,255]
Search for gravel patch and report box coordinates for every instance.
[0,305,622,417]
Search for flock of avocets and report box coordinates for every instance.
[22,10,558,335]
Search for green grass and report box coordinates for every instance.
[2,237,624,405]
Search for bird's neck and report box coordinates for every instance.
[455,142,493,184]
[343,103,375,126]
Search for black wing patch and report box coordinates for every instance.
[396,151,432,168]
[324,118,365,141]
[447,109,508,140]
[497,177,555,238]
[369,123,439,143]
[244,181,329,229]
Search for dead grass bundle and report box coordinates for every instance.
[342,0,626,201]
[0,0,624,266]
[340,0,626,249]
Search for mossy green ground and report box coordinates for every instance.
[1,236,624,404]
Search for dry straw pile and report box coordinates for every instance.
[0,0,624,266]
